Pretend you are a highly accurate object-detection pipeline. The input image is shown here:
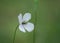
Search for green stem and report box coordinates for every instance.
[13,25,19,43]
[33,0,38,43]
[33,28,35,43]
[33,12,37,43]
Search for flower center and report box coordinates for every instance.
[22,22,26,24]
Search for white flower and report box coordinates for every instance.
[18,13,34,32]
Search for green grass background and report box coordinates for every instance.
[0,0,60,43]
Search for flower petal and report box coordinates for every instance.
[24,22,34,32]
[18,13,23,24]
[23,13,31,22]
[19,24,26,32]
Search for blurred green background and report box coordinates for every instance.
[0,0,60,43]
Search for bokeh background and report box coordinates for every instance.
[0,0,60,43]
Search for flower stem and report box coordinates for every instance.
[13,25,19,43]
[33,0,38,43]
[33,28,35,43]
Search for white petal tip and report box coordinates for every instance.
[24,22,34,32]
[23,13,31,22]
[19,25,26,33]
